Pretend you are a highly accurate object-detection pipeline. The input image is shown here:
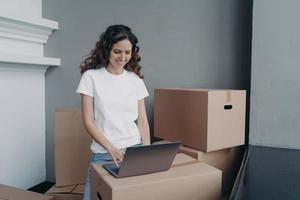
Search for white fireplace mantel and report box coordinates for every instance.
[0,15,58,44]
[0,15,60,67]
[0,4,60,189]
[0,52,60,67]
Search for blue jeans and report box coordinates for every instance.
[83,143,143,200]
[83,152,112,200]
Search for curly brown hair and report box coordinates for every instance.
[80,25,144,78]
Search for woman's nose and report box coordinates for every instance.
[119,54,126,61]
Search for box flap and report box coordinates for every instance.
[45,185,75,194]
[55,109,92,186]
[46,184,85,195]
[0,184,53,200]
[153,141,206,162]
[172,153,196,165]
[72,184,85,194]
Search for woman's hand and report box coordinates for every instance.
[107,144,124,167]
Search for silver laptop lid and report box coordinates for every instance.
[113,141,181,178]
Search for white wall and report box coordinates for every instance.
[0,65,46,189]
[0,0,59,189]
[0,0,41,19]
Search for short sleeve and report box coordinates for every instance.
[136,78,149,100]
[76,71,94,97]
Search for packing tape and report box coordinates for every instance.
[226,90,231,102]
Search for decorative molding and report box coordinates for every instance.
[0,52,60,66]
[0,15,61,67]
[0,15,58,44]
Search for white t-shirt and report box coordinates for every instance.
[76,67,149,153]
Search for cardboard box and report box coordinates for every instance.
[55,108,92,186]
[153,140,245,196]
[179,145,244,196]
[154,88,246,152]
[45,184,85,200]
[90,153,222,200]
[0,184,53,200]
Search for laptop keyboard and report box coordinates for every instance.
[108,164,120,174]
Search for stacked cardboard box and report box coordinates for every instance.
[0,184,53,200]
[153,140,244,196]
[51,108,223,200]
[154,88,246,197]
[91,153,222,200]
[46,109,92,200]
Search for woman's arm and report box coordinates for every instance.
[80,94,123,164]
[137,98,151,145]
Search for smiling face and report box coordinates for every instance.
[107,39,132,71]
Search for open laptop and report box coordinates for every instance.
[103,141,181,178]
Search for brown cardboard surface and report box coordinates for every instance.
[91,153,222,200]
[45,185,76,194]
[153,140,245,195]
[0,184,53,200]
[45,184,84,200]
[55,108,92,186]
[179,145,245,196]
[154,88,246,152]
[72,184,85,194]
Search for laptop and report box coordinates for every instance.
[103,141,181,178]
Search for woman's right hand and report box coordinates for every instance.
[107,144,124,167]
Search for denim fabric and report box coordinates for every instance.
[83,153,112,200]
[83,143,143,200]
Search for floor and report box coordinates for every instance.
[27,181,55,194]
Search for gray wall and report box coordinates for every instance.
[43,0,252,182]
[245,0,300,199]
[250,0,300,149]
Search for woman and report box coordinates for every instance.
[76,24,150,200]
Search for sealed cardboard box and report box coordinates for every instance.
[55,108,92,186]
[179,144,244,196]
[45,184,85,200]
[0,184,53,200]
[153,140,245,196]
[154,88,246,152]
[90,153,221,200]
